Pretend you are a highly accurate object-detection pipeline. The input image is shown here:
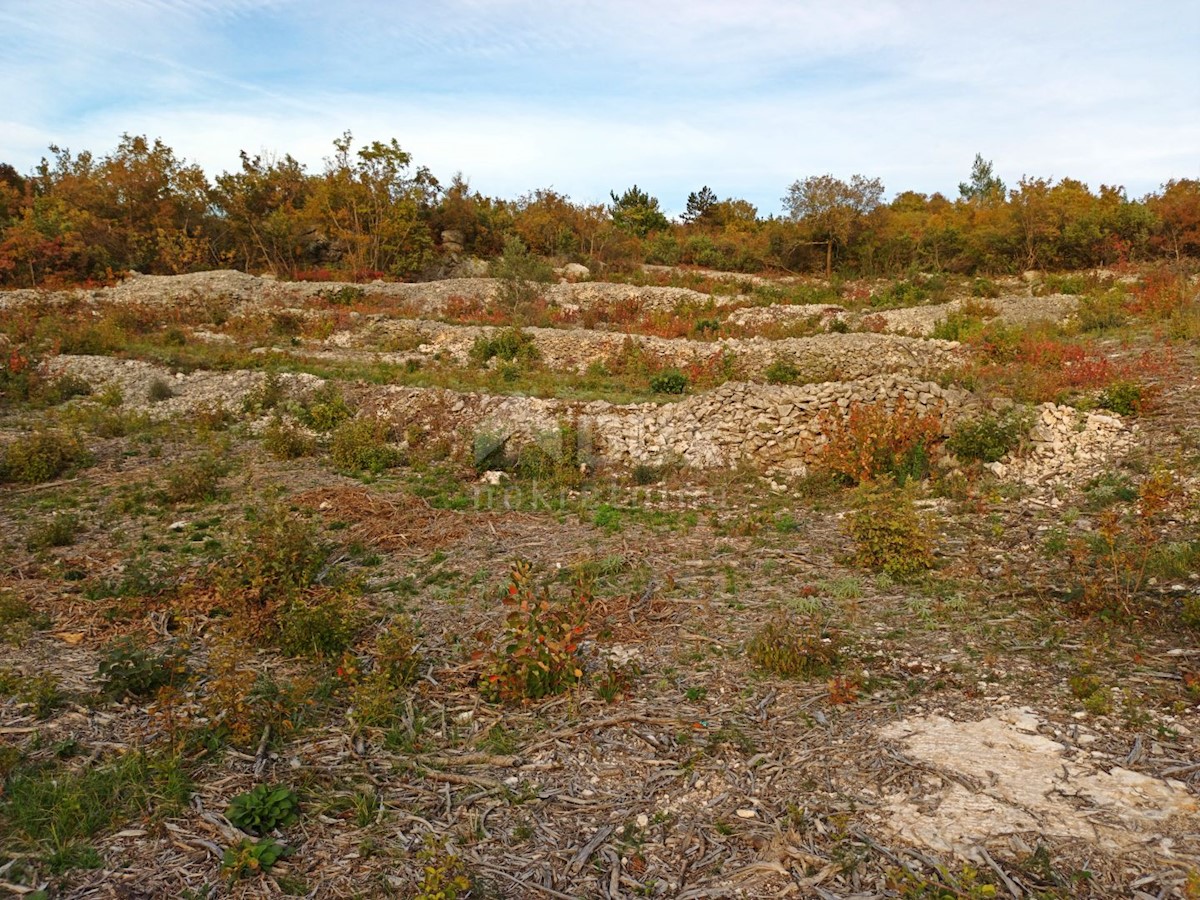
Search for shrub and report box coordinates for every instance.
[222,508,328,607]
[147,377,175,403]
[946,408,1029,463]
[298,383,354,432]
[0,594,49,643]
[242,371,285,415]
[26,512,80,550]
[277,589,361,658]
[262,417,316,459]
[490,236,554,309]
[649,369,688,394]
[481,560,590,703]
[970,277,1001,298]
[1097,379,1144,416]
[38,374,92,406]
[746,615,840,678]
[329,417,403,473]
[469,327,540,366]
[317,285,366,306]
[1076,289,1128,332]
[226,785,300,835]
[815,398,942,485]
[846,486,936,578]
[0,429,92,484]
[161,453,227,503]
[764,358,801,385]
[98,637,189,700]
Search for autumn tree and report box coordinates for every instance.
[310,132,438,279]
[781,174,885,276]
[1147,179,1200,260]
[211,152,315,276]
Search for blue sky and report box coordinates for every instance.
[2,0,1198,216]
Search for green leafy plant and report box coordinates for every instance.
[469,326,540,366]
[649,369,688,394]
[480,560,590,703]
[297,383,353,432]
[413,835,472,899]
[226,785,300,835]
[947,408,1029,463]
[764,357,801,385]
[26,512,80,550]
[147,377,175,402]
[1097,379,1144,416]
[846,485,936,578]
[98,637,190,699]
[261,417,316,459]
[317,285,366,306]
[161,452,228,503]
[277,589,361,658]
[221,837,289,879]
[242,371,286,415]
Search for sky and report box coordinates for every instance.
[1,0,1198,216]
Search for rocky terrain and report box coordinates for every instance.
[0,266,1197,898]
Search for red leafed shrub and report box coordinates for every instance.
[815,397,943,485]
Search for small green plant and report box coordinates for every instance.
[970,277,1001,298]
[469,327,540,366]
[26,512,80,550]
[0,668,64,718]
[649,369,688,394]
[0,429,92,484]
[38,374,92,406]
[329,417,403,473]
[1097,379,1143,416]
[261,417,316,459]
[147,377,175,403]
[242,371,286,415]
[317,285,366,306]
[298,383,353,432]
[0,594,49,643]
[947,408,1029,463]
[846,486,936,578]
[490,236,554,310]
[592,503,622,532]
[221,837,289,880]
[764,358,801,385]
[1075,288,1128,332]
[480,560,590,703]
[413,835,472,899]
[98,637,190,699]
[226,785,300,835]
[1181,596,1200,630]
[746,615,840,678]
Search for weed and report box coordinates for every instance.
[0,429,92,484]
[0,594,50,643]
[26,512,80,550]
[593,503,622,533]
[317,285,366,306]
[242,371,286,415]
[162,452,228,503]
[0,752,191,854]
[970,277,1001,298]
[226,785,300,835]
[37,373,92,406]
[1097,379,1144,416]
[469,327,540,366]
[222,837,289,880]
[480,560,590,703]
[98,636,190,699]
[329,417,403,473]
[816,398,942,485]
[413,835,472,899]
[297,383,353,432]
[746,615,841,678]
[846,485,936,578]
[277,589,361,659]
[0,668,64,718]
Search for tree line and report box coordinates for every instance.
[0,135,1196,288]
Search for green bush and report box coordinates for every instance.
[970,277,1001,298]
[649,369,688,394]
[226,784,300,835]
[277,590,360,658]
[469,327,540,366]
[0,429,92,484]
[1076,289,1128,332]
[147,377,175,403]
[490,237,554,309]
[223,509,328,606]
[37,374,92,407]
[1097,379,1143,416]
[261,418,316,460]
[764,358,801,385]
[846,486,935,578]
[298,383,354,432]
[946,409,1029,463]
[317,285,366,306]
[329,418,403,473]
[242,371,286,415]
